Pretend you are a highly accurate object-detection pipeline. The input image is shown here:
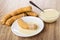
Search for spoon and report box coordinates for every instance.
[29,1,44,12]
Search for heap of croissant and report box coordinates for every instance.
[0,6,38,26]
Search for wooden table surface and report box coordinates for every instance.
[0,0,60,40]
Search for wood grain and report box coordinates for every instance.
[0,0,60,40]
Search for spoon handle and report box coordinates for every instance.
[29,1,44,12]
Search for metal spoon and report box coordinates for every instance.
[29,1,44,12]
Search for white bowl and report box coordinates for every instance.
[11,16,44,37]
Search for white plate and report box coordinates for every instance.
[11,16,44,37]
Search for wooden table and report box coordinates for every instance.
[0,0,60,40]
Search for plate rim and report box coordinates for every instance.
[11,16,44,37]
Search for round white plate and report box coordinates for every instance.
[11,16,44,37]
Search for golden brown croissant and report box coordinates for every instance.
[0,14,12,24]
[17,19,29,29]
[26,11,38,17]
[5,13,26,26]
[17,19,37,30]
[10,6,32,16]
